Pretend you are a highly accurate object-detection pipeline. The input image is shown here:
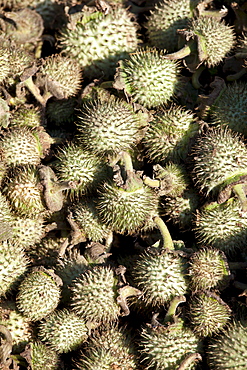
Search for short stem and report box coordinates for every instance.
[154,216,174,250]
[164,295,186,323]
[163,41,195,60]
[23,76,46,106]
[100,81,114,89]
[226,68,247,82]
[192,64,206,89]
[177,353,202,370]
[143,176,160,188]
[233,183,247,212]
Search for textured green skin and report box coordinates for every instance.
[2,165,46,218]
[154,163,190,197]
[55,142,111,198]
[0,127,42,166]
[71,198,112,242]
[96,181,158,234]
[188,248,230,291]
[40,54,82,99]
[27,342,59,370]
[207,321,247,369]
[140,322,201,369]
[71,266,120,323]
[0,192,14,241]
[38,308,88,353]
[11,216,44,248]
[189,292,231,337]
[76,97,140,157]
[0,98,10,128]
[0,240,28,296]
[0,46,10,84]
[10,106,42,128]
[59,8,138,79]
[132,250,188,307]
[195,198,247,254]
[46,98,77,126]
[189,16,235,67]
[143,105,198,163]
[0,0,34,8]
[211,82,247,136]
[191,127,247,195]
[75,326,137,370]
[145,0,194,52]
[120,49,181,108]
[16,269,61,321]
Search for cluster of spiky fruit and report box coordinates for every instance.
[1,0,247,369]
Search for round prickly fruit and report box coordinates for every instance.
[191,127,247,197]
[188,248,231,291]
[39,54,82,99]
[0,240,29,297]
[45,98,77,127]
[38,308,88,353]
[21,341,60,370]
[143,105,198,163]
[96,176,158,235]
[118,48,181,108]
[0,98,10,128]
[10,105,42,128]
[195,198,247,254]
[59,7,139,79]
[16,267,62,321]
[145,0,195,52]
[188,291,231,337]
[54,142,111,198]
[210,81,247,136]
[207,320,247,369]
[11,216,45,249]
[70,265,120,324]
[132,248,188,308]
[76,96,140,158]
[0,192,14,241]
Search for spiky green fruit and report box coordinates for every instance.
[195,198,247,254]
[118,48,181,108]
[143,105,198,163]
[207,320,247,369]
[28,235,65,268]
[54,142,111,198]
[45,98,77,127]
[188,291,231,337]
[70,265,120,324]
[2,165,46,218]
[188,248,230,291]
[21,341,60,370]
[75,325,137,370]
[0,0,34,9]
[39,54,82,99]
[59,7,139,79]
[11,216,45,249]
[34,0,67,30]
[145,0,195,52]
[140,319,202,369]
[10,105,42,128]
[132,249,188,308]
[0,98,10,128]
[96,176,158,235]
[38,308,88,353]
[16,267,62,321]
[0,127,51,167]
[0,192,14,241]
[70,198,112,242]
[0,300,33,354]
[210,82,247,136]
[76,96,140,158]
[191,127,247,196]
[0,240,29,297]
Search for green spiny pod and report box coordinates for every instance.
[16,267,62,321]
[0,192,14,241]
[76,96,141,158]
[145,0,196,52]
[21,341,60,370]
[96,175,158,235]
[70,265,120,324]
[210,82,247,136]
[207,320,247,369]
[10,105,42,128]
[2,165,46,218]
[59,7,139,79]
[0,45,11,84]
[11,216,45,249]
[39,54,82,99]
[0,98,10,128]
[38,308,89,353]
[132,248,188,308]
[195,198,247,254]
[0,0,34,9]
[188,291,231,337]
[28,235,65,268]
[74,325,138,370]
[191,127,247,197]
[0,240,29,297]
[45,98,77,127]
[0,299,34,354]
[0,127,52,167]
[70,197,112,242]
[54,141,111,198]
[34,0,67,30]
[143,105,198,163]
[188,248,231,291]
[118,48,181,108]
